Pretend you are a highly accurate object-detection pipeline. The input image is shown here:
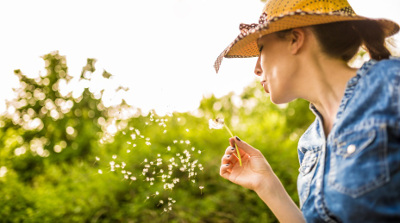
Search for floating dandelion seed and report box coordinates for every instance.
[199,186,204,194]
[209,118,242,166]
[98,114,204,214]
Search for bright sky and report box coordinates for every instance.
[1,0,399,115]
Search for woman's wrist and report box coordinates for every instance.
[254,173,305,223]
[253,172,281,198]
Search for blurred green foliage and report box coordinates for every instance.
[0,52,314,222]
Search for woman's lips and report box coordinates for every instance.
[261,80,269,93]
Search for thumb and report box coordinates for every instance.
[229,136,262,157]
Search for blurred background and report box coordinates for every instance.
[0,0,399,222]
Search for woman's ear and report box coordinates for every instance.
[289,28,306,55]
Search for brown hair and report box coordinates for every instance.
[277,20,391,62]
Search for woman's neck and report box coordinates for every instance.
[299,56,358,136]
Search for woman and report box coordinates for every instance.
[215,0,400,222]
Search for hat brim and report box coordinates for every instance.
[214,11,399,73]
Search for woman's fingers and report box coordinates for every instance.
[230,137,262,157]
[220,163,231,179]
[224,146,236,155]
[222,146,239,165]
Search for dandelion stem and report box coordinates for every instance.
[223,124,242,166]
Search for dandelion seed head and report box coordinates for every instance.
[98,169,103,174]
[209,118,225,129]
[95,157,100,161]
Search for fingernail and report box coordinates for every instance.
[225,164,230,166]
[236,136,241,141]
[226,155,231,158]
[230,147,235,151]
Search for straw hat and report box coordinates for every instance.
[214,0,399,73]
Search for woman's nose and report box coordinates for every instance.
[254,57,262,76]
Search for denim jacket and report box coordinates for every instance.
[297,57,400,222]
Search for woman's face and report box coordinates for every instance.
[254,32,300,104]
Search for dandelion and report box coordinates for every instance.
[209,118,242,166]
[98,169,103,174]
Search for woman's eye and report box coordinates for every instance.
[258,46,263,53]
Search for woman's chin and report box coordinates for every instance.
[269,94,293,105]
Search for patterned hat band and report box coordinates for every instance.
[214,0,399,73]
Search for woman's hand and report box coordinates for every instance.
[220,136,275,192]
[220,136,306,223]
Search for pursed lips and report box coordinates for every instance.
[260,80,269,93]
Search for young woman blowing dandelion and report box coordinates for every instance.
[214,0,400,222]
